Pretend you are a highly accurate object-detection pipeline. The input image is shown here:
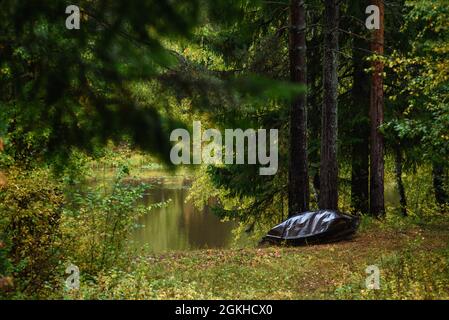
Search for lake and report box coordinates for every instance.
[128,175,236,252]
[104,170,400,253]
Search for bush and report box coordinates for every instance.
[0,168,64,297]
[62,166,153,276]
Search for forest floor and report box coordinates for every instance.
[78,216,449,300]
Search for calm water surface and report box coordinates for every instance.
[129,176,235,252]
[113,170,400,253]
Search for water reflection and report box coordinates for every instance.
[130,184,235,252]
[123,172,402,253]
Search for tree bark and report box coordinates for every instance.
[432,163,449,206]
[394,145,407,216]
[350,0,370,214]
[0,138,5,189]
[319,0,339,210]
[369,0,385,216]
[288,0,309,216]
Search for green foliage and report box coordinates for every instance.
[0,0,301,170]
[384,0,449,165]
[0,168,64,297]
[0,0,203,166]
[184,4,295,226]
[62,166,154,275]
[1,0,448,301]
[0,158,168,298]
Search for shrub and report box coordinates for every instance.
[61,166,153,276]
[0,168,64,297]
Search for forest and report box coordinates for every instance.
[0,0,448,300]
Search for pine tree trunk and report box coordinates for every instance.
[0,138,5,189]
[394,145,407,216]
[432,163,449,206]
[369,0,385,217]
[319,0,339,210]
[350,0,370,214]
[288,0,309,216]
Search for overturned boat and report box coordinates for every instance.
[260,210,360,246]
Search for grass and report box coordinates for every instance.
[67,216,449,300]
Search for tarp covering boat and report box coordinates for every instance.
[260,210,360,246]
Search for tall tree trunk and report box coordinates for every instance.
[0,138,6,189]
[394,145,407,216]
[306,13,322,207]
[350,0,370,214]
[319,0,339,210]
[288,0,309,216]
[432,163,449,206]
[369,0,385,216]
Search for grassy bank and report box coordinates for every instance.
[67,216,449,300]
